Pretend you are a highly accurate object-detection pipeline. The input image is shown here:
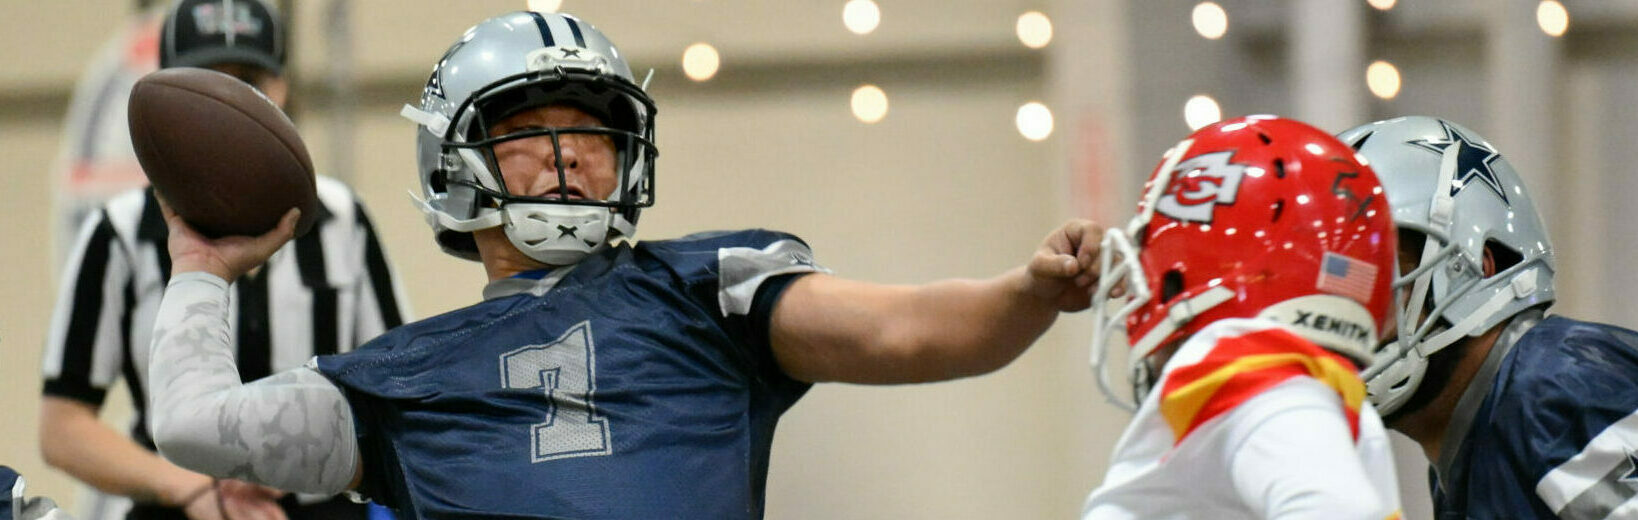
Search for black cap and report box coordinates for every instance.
[159,0,285,74]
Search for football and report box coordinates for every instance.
[128,67,318,238]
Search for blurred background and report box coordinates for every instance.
[2,1,1635,518]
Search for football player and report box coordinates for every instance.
[139,11,1104,519]
[1083,116,1403,519]
[1343,116,1638,519]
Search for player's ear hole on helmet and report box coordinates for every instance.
[1273,158,1287,179]
[1394,229,1451,332]
[1397,229,1427,274]
[1160,270,1185,303]
[1255,131,1272,145]
[1483,240,1521,278]
[429,169,449,193]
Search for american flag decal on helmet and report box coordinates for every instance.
[1316,252,1377,304]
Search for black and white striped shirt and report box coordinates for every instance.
[41,177,410,450]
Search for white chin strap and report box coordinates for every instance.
[402,104,450,136]
[411,191,503,232]
[1128,286,1234,364]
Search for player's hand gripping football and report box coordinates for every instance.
[1024,219,1105,312]
[159,193,300,282]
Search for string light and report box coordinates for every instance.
[1366,60,1402,100]
[682,43,720,82]
[1016,11,1053,49]
[851,85,888,123]
[1537,0,1569,37]
[1184,95,1221,130]
[1016,102,1054,141]
[1192,2,1228,40]
[843,0,881,35]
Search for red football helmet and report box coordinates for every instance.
[1090,116,1397,410]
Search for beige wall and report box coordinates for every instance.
[0,115,78,502]
[1,2,1125,518]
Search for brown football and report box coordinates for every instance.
[128,67,318,238]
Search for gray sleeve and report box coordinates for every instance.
[716,238,828,317]
[146,272,359,495]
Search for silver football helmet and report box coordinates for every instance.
[404,11,657,265]
[1339,116,1555,416]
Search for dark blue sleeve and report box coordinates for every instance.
[642,229,826,398]
[645,229,824,331]
[0,466,17,520]
[342,386,417,517]
[314,322,454,516]
[310,330,418,514]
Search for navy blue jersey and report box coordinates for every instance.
[1434,316,1638,519]
[1,466,16,520]
[315,230,823,519]
[1,466,69,520]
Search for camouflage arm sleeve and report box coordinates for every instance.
[146,272,358,495]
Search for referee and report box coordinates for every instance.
[37,1,409,519]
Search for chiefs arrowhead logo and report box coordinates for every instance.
[1156,151,1246,223]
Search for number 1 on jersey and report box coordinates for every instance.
[499,321,613,462]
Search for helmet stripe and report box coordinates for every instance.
[527,11,557,48]
[564,16,588,47]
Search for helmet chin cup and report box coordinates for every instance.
[503,203,613,266]
[1363,339,1429,416]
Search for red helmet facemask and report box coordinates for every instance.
[1090,116,1397,411]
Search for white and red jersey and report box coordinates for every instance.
[1083,318,1402,520]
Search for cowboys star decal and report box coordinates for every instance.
[1406,121,1509,204]
[1622,448,1638,485]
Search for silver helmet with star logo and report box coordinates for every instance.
[1339,116,1555,416]
[404,11,657,266]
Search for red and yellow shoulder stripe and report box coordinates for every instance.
[1158,327,1366,445]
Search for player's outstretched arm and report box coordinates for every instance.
[146,205,361,495]
[770,219,1101,384]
